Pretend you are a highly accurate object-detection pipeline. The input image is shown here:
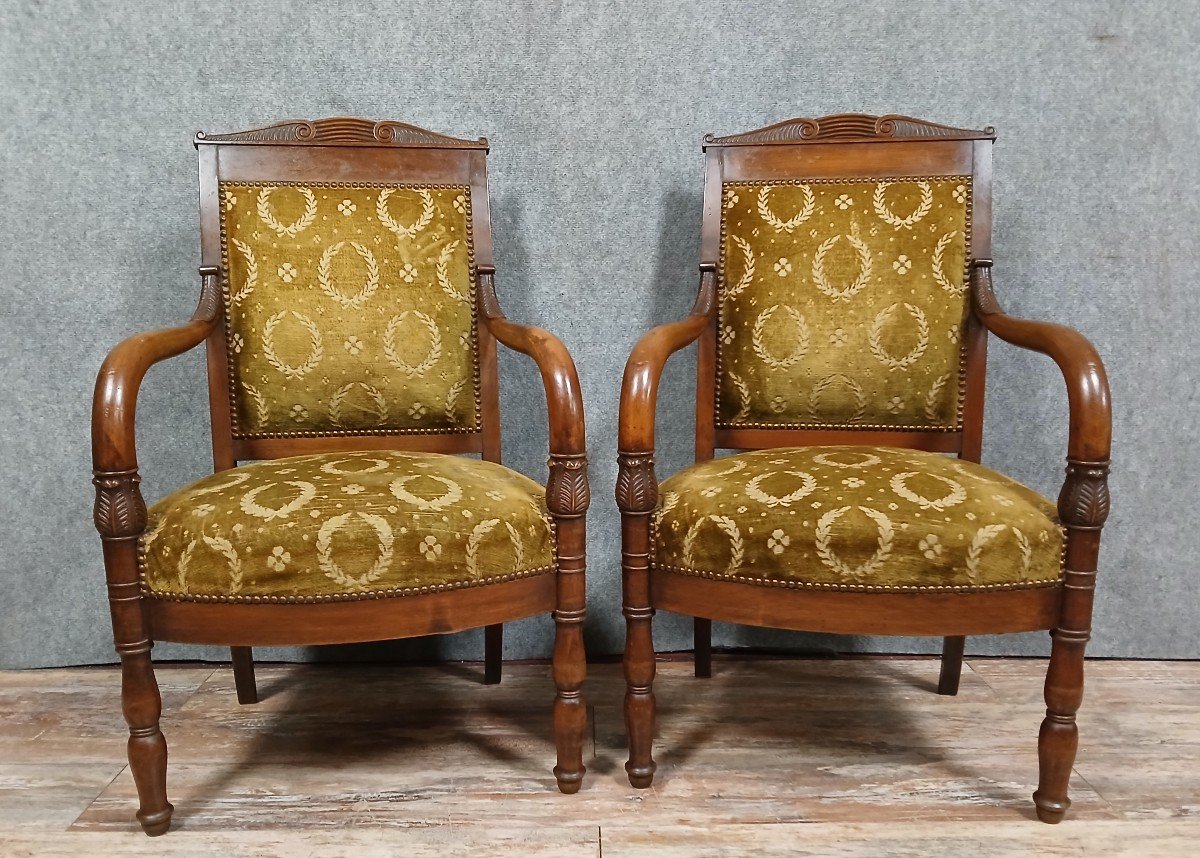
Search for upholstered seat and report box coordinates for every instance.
[140,450,555,601]
[653,446,1062,591]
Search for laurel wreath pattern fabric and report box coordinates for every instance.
[138,451,554,601]
[219,182,478,437]
[653,446,1063,591]
[717,178,971,429]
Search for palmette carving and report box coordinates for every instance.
[970,260,1002,315]
[546,455,590,518]
[477,271,503,319]
[1058,460,1111,530]
[93,469,148,539]
[194,268,222,322]
[616,452,658,514]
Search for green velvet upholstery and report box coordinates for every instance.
[219,182,479,438]
[717,178,971,429]
[139,451,555,602]
[653,446,1063,592]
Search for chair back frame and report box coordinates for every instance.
[693,114,997,463]
[194,117,503,469]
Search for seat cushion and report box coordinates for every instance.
[139,451,555,602]
[654,446,1063,592]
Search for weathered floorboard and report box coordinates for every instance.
[0,658,1192,853]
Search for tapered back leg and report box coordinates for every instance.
[938,636,965,696]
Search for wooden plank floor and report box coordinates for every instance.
[0,657,1197,855]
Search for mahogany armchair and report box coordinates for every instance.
[92,118,589,835]
[617,114,1111,822]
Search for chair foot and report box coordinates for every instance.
[484,623,503,685]
[938,636,965,696]
[136,804,174,836]
[231,646,258,705]
[626,762,656,789]
[552,690,587,794]
[1033,791,1069,824]
[553,765,585,794]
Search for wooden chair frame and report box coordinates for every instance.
[91,118,589,835]
[616,114,1111,823]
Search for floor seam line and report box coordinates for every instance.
[67,764,128,832]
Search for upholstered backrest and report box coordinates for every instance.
[219,182,478,436]
[196,118,496,458]
[716,177,970,429]
[702,115,994,442]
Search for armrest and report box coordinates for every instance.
[618,267,717,454]
[92,268,221,475]
[971,260,1111,464]
[476,267,589,521]
[477,267,585,458]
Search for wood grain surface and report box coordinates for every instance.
[0,657,1194,855]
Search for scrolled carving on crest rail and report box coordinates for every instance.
[196,117,487,149]
[196,120,317,144]
[1058,459,1111,531]
[704,114,996,148]
[93,468,148,539]
[616,452,658,514]
[547,454,590,518]
[373,120,489,149]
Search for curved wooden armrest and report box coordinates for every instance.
[971,260,1112,465]
[92,269,221,474]
[618,267,717,455]
[477,267,586,460]
[476,267,588,518]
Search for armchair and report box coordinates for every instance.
[92,118,589,835]
[616,114,1111,822]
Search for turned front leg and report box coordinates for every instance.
[1034,460,1108,823]
[119,630,172,835]
[95,470,173,835]
[617,452,657,788]
[548,455,588,793]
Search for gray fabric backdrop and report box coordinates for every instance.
[1,0,1197,668]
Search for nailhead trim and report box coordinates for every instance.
[652,563,1063,594]
[142,564,557,604]
[714,176,973,432]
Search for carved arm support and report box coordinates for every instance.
[92,268,221,539]
[616,267,717,512]
[970,260,1112,531]
[477,267,588,518]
